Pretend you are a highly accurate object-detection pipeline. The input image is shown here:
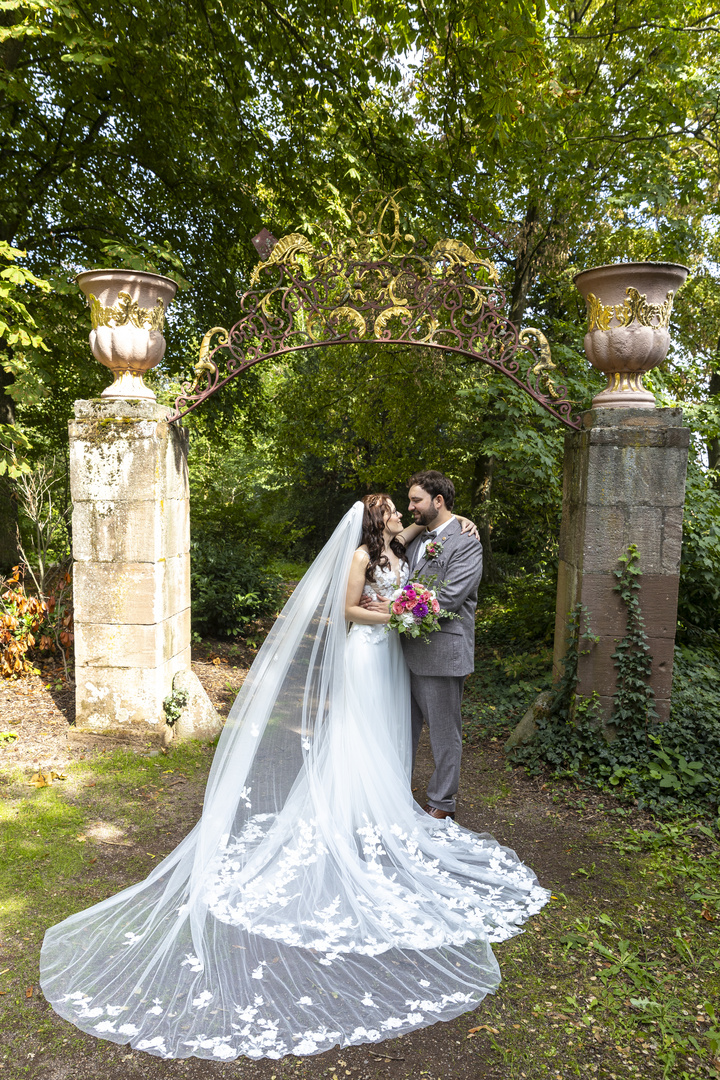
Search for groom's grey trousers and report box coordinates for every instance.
[410,674,466,813]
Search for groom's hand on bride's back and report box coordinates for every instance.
[359,593,391,611]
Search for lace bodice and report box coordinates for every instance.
[363,560,409,600]
[349,560,410,644]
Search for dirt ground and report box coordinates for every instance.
[0,638,262,768]
[0,645,708,1080]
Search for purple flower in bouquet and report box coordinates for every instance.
[412,602,429,618]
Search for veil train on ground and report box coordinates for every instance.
[40,502,549,1061]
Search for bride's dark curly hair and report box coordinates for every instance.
[361,493,406,582]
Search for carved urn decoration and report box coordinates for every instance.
[573,261,689,408]
[75,269,178,400]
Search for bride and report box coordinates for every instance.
[40,495,549,1061]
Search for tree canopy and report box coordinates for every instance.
[1,0,719,630]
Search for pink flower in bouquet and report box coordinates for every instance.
[431,598,440,613]
[391,600,404,615]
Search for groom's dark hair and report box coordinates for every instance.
[408,470,455,511]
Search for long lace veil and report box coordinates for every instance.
[40,503,369,1048]
[40,500,547,1060]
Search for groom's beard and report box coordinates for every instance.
[413,508,439,529]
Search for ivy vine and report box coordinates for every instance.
[610,544,658,730]
[548,602,599,722]
[163,687,189,727]
[510,547,719,818]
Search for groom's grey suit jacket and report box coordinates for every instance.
[401,518,483,678]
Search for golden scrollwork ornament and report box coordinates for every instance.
[250,234,316,286]
[88,291,166,333]
[585,287,675,332]
[188,326,230,392]
[173,192,581,429]
[520,328,560,399]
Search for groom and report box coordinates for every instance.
[363,470,483,820]
[402,471,483,820]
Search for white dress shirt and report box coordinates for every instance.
[416,515,456,567]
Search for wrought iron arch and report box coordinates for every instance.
[168,195,581,430]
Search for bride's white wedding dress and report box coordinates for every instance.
[40,504,549,1061]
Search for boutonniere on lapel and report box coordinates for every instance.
[425,538,445,560]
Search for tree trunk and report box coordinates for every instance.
[0,367,18,572]
[0,2,21,572]
[508,202,540,328]
[471,453,496,583]
[708,352,720,487]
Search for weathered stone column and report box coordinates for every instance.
[553,407,690,724]
[70,399,191,743]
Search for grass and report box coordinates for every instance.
[1,562,719,1077]
[472,817,720,1079]
[478,780,512,808]
[0,743,213,1076]
[2,738,719,1078]
[266,558,311,582]
[454,571,720,1077]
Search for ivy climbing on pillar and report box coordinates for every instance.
[611,545,658,731]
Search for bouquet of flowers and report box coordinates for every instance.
[387,580,457,642]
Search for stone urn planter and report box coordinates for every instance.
[75,269,178,400]
[573,261,689,408]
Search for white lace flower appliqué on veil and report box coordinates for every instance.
[202,813,548,954]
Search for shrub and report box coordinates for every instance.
[475,560,558,648]
[510,613,720,819]
[508,549,720,818]
[463,645,554,743]
[190,534,284,639]
[0,564,74,678]
[593,644,720,817]
[0,567,47,677]
[678,462,720,640]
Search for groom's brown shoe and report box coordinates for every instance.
[424,805,455,821]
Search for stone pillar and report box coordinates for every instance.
[553,407,690,724]
[70,400,191,742]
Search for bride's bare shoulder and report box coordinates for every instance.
[353,545,370,561]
